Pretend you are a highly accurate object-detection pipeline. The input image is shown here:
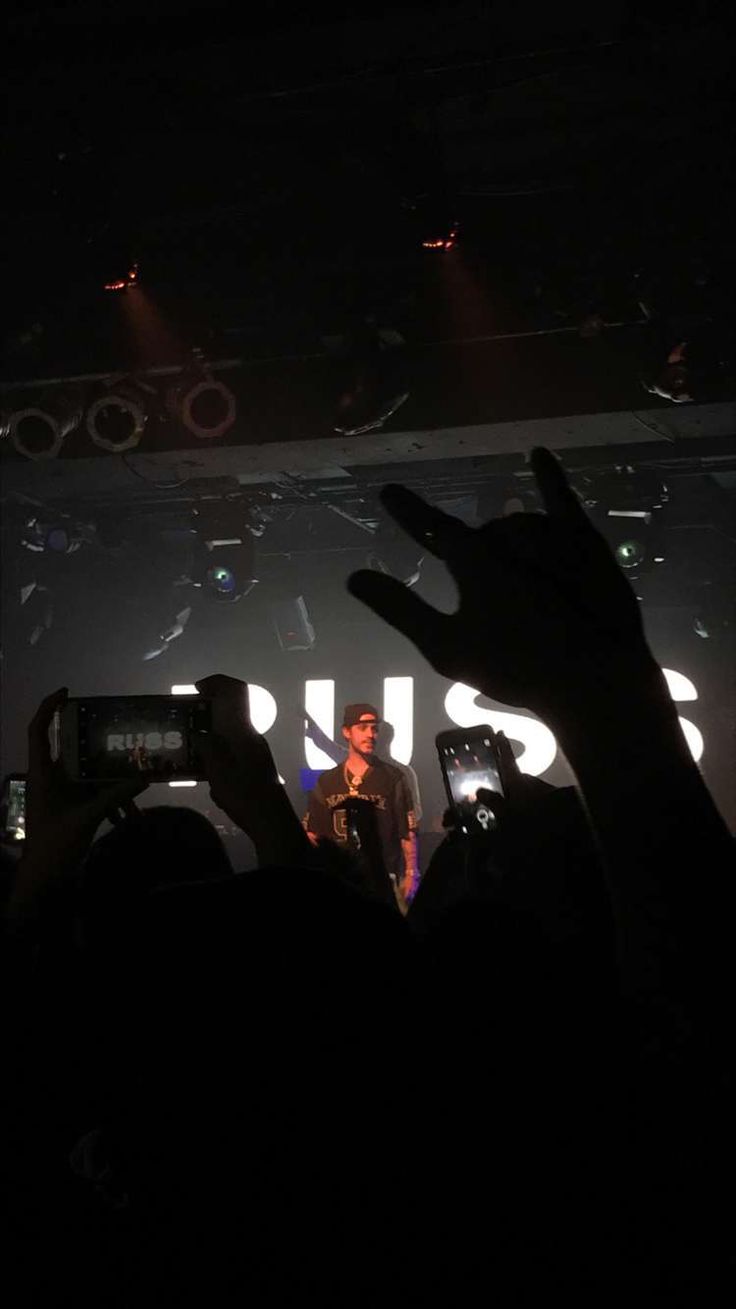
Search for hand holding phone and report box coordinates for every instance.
[436,727,505,834]
[1,775,27,843]
[7,690,150,929]
[192,675,310,867]
[55,694,212,782]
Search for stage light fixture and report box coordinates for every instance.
[271,595,316,651]
[199,546,258,603]
[367,535,424,589]
[580,467,669,580]
[104,261,139,292]
[181,378,237,440]
[86,380,147,452]
[19,580,54,647]
[693,585,733,640]
[167,355,237,441]
[188,501,260,604]
[614,538,647,571]
[21,513,94,555]
[422,225,458,251]
[404,192,459,251]
[3,389,82,460]
[264,554,317,650]
[642,342,693,404]
[329,321,410,437]
[641,324,734,405]
[142,606,193,662]
[604,510,666,579]
[206,563,239,599]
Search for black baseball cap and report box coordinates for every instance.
[343,703,381,727]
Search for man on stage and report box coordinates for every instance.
[304,712,423,823]
[304,704,419,908]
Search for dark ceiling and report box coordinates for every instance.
[2,3,734,518]
[5,2,734,346]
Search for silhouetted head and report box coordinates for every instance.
[78,804,233,955]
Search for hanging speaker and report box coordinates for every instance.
[271,596,316,651]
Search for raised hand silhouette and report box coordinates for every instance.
[348,447,648,719]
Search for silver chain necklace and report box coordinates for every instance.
[345,763,367,795]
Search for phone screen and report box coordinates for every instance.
[3,778,27,841]
[437,733,503,831]
[63,695,211,781]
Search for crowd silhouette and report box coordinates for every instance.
[3,449,734,1304]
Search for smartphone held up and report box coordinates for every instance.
[52,694,212,783]
[1,776,27,842]
[436,726,504,833]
